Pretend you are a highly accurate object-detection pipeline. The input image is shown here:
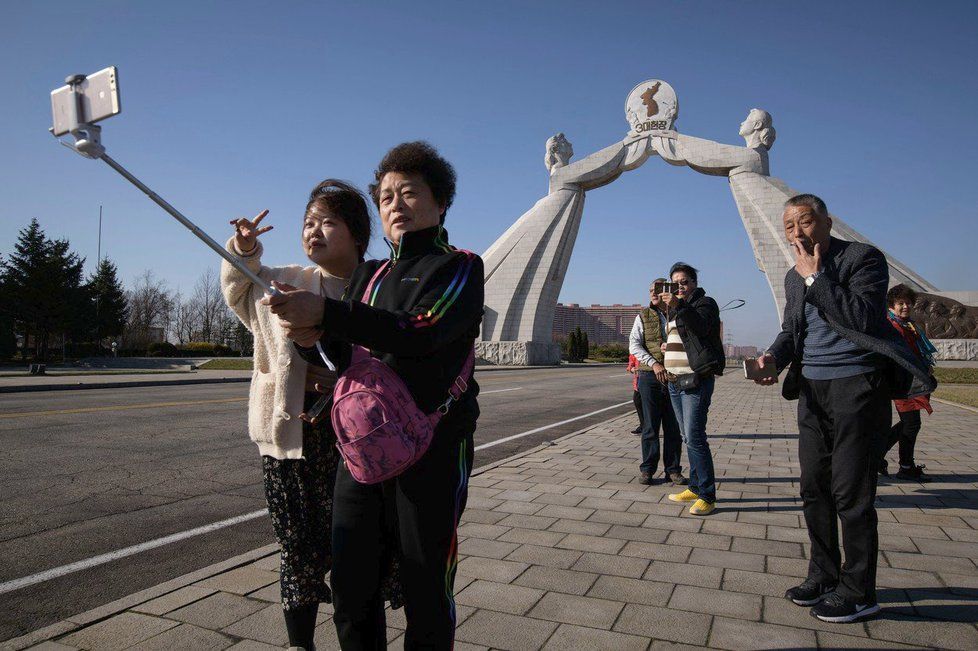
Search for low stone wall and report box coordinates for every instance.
[475,341,561,366]
[932,339,978,361]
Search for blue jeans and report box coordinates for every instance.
[668,375,716,503]
[637,372,682,475]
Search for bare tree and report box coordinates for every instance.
[171,290,200,345]
[123,270,174,349]
[191,267,231,344]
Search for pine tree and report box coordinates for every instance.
[86,258,129,346]
[581,331,590,361]
[2,219,47,358]
[48,238,90,348]
[2,219,88,361]
[570,326,586,362]
[0,254,16,359]
[566,329,578,362]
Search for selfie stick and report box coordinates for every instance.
[719,299,746,312]
[52,74,275,296]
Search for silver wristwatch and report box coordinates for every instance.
[804,271,821,287]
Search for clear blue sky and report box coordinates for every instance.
[3,1,976,347]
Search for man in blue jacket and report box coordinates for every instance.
[754,194,936,624]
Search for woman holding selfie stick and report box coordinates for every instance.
[264,142,484,650]
[221,180,400,651]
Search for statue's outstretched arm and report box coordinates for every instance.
[649,131,753,176]
[552,136,654,191]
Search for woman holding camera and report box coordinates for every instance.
[265,142,484,650]
[660,262,726,516]
[221,180,400,651]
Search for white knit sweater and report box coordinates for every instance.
[220,237,347,459]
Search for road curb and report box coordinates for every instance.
[0,377,252,394]
[2,410,634,650]
[932,396,978,414]
[1,544,279,651]
[0,364,625,393]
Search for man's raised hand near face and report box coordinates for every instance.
[792,239,822,278]
[782,202,830,280]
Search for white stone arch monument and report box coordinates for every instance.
[476,79,953,365]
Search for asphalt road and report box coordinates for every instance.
[0,366,636,642]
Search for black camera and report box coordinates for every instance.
[654,281,680,295]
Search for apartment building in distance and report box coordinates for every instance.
[552,303,644,345]
[726,344,760,359]
[553,302,753,356]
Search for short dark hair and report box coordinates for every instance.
[369,141,457,223]
[669,262,698,284]
[887,283,918,308]
[784,193,828,218]
[306,179,372,261]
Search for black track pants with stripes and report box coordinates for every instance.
[331,424,475,650]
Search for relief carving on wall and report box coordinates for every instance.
[912,293,978,340]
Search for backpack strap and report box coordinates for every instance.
[361,259,392,303]
[352,253,477,417]
[349,260,393,365]
[432,345,476,419]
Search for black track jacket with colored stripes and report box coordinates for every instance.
[298,225,484,432]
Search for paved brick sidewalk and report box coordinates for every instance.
[7,374,978,650]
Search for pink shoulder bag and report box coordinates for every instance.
[331,259,475,484]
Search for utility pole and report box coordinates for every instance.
[95,205,102,353]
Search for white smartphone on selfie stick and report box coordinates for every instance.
[49,66,336,371]
[49,66,274,294]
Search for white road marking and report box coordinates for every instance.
[474,401,632,451]
[0,510,267,596]
[1,397,629,595]
[479,387,522,395]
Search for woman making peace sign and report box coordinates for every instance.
[221,180,400,651]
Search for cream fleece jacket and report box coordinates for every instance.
[220,237,347,459]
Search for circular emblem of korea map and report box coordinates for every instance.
[625,79,678,135]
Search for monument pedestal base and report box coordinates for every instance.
[932,340,978,361]
[475,341,562,366]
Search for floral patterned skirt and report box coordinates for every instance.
[261,392,403,611]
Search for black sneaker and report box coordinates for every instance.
[785,577,835,606]
[810,591,880,623]
[639,472,656,485]
[631,427,642,435]
[895,464,931,482]
[877,459,889,477]
[668,472,688,486]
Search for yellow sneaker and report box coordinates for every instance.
[689,499,716,516]
[668,488,699,503]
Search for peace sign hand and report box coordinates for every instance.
[230,210,273,254]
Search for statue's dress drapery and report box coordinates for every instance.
[481,138,652,342]
[652,133,937,319]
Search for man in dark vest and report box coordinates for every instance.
[754,194,936,624]
[629,278,685,485]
